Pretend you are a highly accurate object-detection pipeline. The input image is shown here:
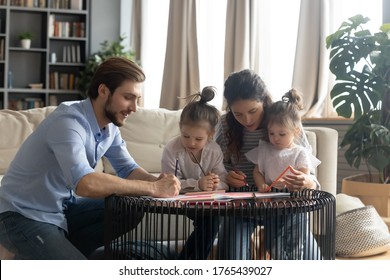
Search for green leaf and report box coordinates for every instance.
[328,14,390,181]
[330,70,382,119]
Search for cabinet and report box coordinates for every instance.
[0,0,89,110]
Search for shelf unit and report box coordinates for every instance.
[0,0,89,110]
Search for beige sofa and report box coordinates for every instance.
[0,106,339,195]
[0,106,340,259]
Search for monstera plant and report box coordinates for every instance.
[78,36,136,97]
[326,14,390,184]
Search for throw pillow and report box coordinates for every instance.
[336,205,390,257]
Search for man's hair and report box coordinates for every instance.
[88,57,145,99]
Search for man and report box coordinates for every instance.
[0,57,181,259]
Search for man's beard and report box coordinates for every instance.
[105,109,123,127]
[105,97,123,127]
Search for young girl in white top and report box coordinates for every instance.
[245,89,321,260]
[161,86,228,259]
[246,89,321,192]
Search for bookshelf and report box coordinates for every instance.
[0,0,89,110]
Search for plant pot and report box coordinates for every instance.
[20,39,31,49]
[342,173,390,218]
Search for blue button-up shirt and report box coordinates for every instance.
[0,99,139,231]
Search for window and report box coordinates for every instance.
[196,0,227,109]
[255,0,300,102]
[121,0,383,115]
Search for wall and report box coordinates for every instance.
[89,0,121,53]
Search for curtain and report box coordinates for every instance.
[292,0,334,117]
[223,0,259,109]
[159,0,200,110]
[130,0,142,63]
[224,0,260,79]
[130,0,144,106]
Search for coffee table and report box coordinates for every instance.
[104,189,335,260]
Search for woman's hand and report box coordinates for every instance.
[282,167,316,191]
[226,170,248,188]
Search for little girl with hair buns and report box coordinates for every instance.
[246,88,321,192]
[161,86,227,259]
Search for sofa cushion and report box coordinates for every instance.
[336,205,390,257]
[108,107,182,174]
[0,106,337,195]
[304,130,316,156]
[0,107,56,174]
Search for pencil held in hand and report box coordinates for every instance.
[174,158,179,176]
[190,151,207,176]
[266,165,294,192]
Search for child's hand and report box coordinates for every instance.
[199,173,218,191]
[272,180,287,190]
[258,184,269,193]
[209,173,220,190]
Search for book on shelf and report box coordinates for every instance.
[50,71,78,90]
[66,45,71,63]
[48,15,55,37]
[76,45,81,63]
[39,0,46,8]
[59,73,68,90]
[10,0,37,7]
[68,73,75,90]
[61,45,81,63]
[25,0,33,7]
[51,0,78,9]
[51,18,85,38]
[50,71,59,89]
[49,95,58,106]
[0,38,4,61]
[70,0,82,10]
[9,97,44,110]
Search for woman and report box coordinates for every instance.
[215,69,319,259]
[216,69,317,190]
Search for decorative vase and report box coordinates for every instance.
[20,39,31,49]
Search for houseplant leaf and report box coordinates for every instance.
[327,14,390,183]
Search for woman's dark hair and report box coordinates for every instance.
[180,86,220,131]
[265,88,303,132]
[88,57,145,99]
[223,69,273,159]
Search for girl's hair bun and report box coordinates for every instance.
[199,86,216,104]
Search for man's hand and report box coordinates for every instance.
[152,174,181,197]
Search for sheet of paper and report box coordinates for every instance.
[142,191,290,202]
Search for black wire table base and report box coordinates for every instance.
[104,189,335,260]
